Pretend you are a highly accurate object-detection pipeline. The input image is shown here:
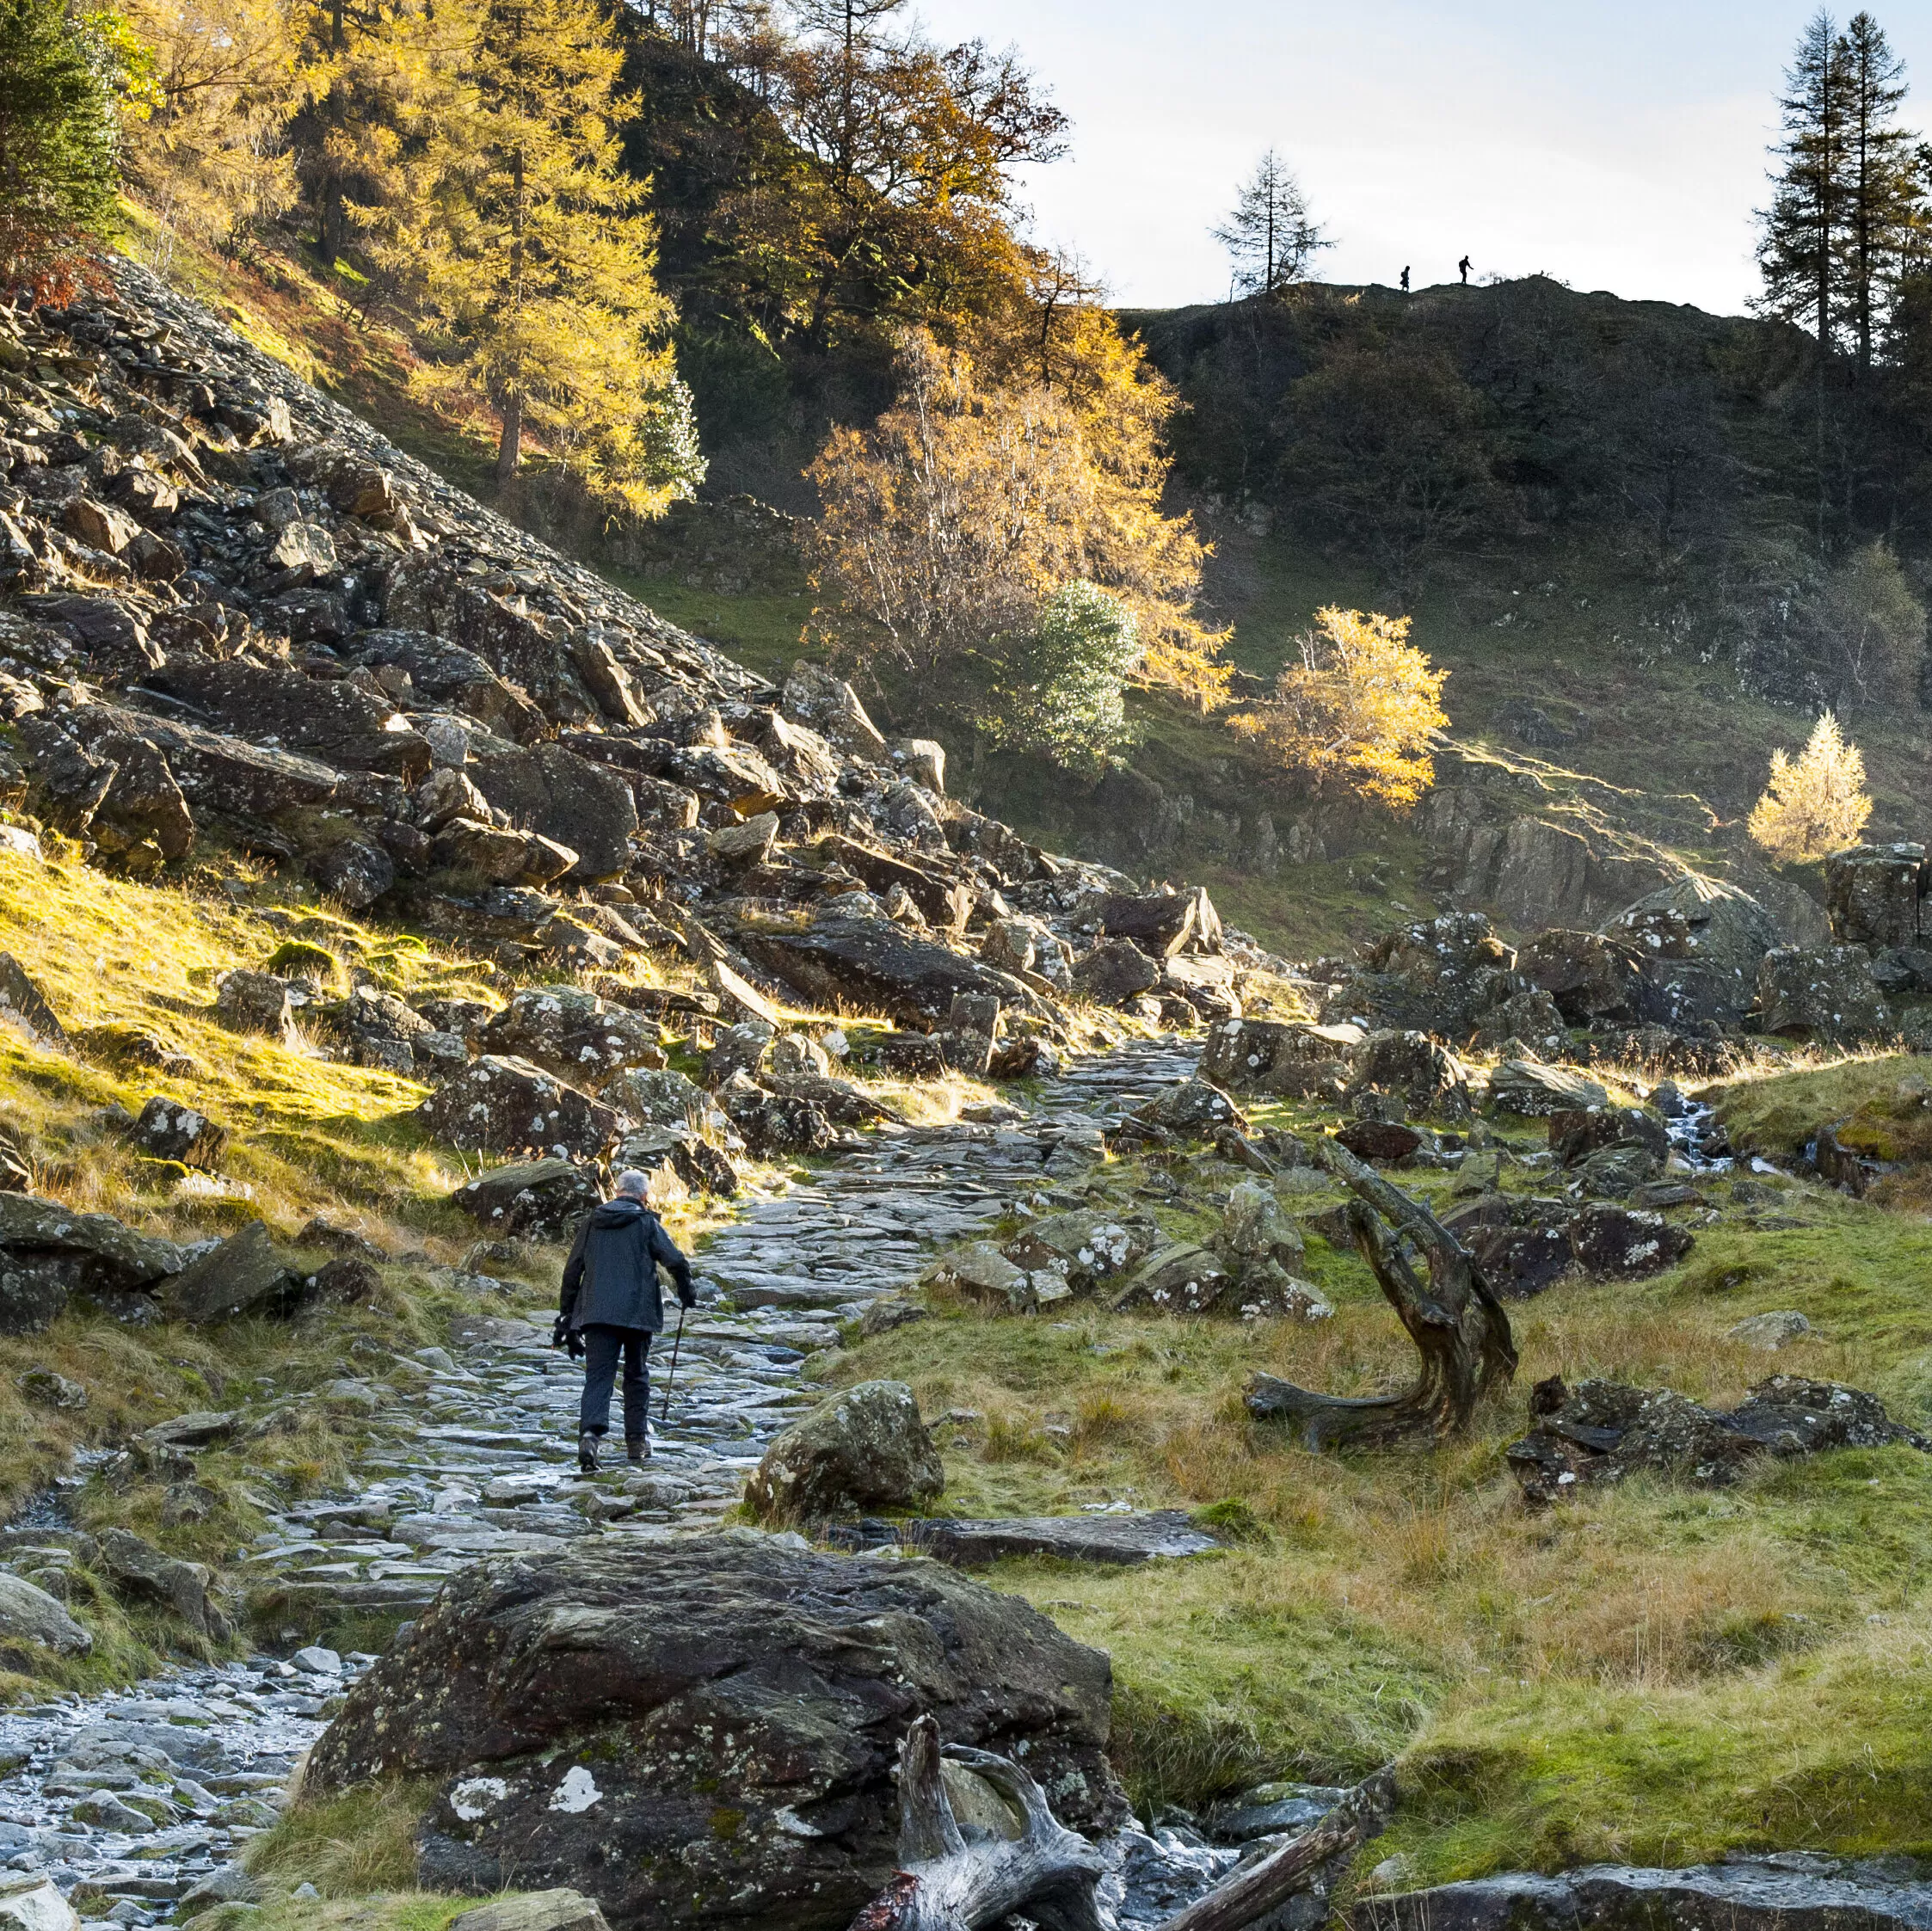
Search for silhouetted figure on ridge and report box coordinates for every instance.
[1400,265,1411,292]
[1458,254,1471,285]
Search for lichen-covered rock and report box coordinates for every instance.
[1346,1030,1469,1113]
[415,1055,619,1158]
[744,1381,944,1522]
[1515,927,1642,1024]
[1507,1374,1929,1504]
[1216,1181,1307,1273]
[1199,1017,1362,1099]
[451,1159,600,1242]
[304,1533,1122,1929]
[212,968,298,1044]
[1486,1060,1609,1116]
[1568,1202,1694,1278]
[127,1096,229,1170]
[1824,842,1926,949]
[0,1194,182,1332]
[1756,944,1891,1044]
[477,987,665,1092]
[1111,1242,1232,1315]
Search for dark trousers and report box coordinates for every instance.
[578,1324,652,1441]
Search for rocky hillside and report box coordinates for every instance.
[0,261,1291,1072]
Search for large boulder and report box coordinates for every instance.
[780,661,889,759]
[0,1571,92,1656]
[1567,1202,1695,1278]
[1515,928,1641,1024]
[1756,945,1891,1044]
[745,1381,943,1521]
[451,1160,600,1242]
[727,905,1037,1029]
[1604,876,1789,1030]
[91,1526,231,1639]
[1098,888,1221,957]
[415,1056,620,1158]
[303,1534,1123,1928]
[213,968,300,1044]
[469,743,639,879]
[145,659,430,780]
[0,1876,80,1931]
[1486,1060,1609,1116]
[1199,1018,1363,1098]
[160,1221,305,1324]
[1071,937,1161,1005]
[477,987,665,1092]
[0,952,66,1046]
[1347,1030,1469,1113]
[431,818,579,889]
[1824,842,1926,948]
[0,1194,183,1331]
[1321,913,1517,1038]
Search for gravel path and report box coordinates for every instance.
[0,1039,1203,1923]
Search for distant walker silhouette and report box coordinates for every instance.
[1400,265,1411,292]
[1458,254,1471,285]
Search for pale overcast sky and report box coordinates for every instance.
[914,0,1932,316]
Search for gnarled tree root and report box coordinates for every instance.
[1246,1137,1517,1448]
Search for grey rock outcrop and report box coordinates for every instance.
[302,1534,1123,1928]
[744,1380,944,1522]
[0,1572,92,1656]
[1507,1374,1929,1504]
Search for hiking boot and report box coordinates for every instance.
[577,1431,601,1473]
[626,1436,650,1465]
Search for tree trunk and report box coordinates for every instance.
[845,1719,1394,1931]
[1246,1138,1516,1448]
[495,392,522,484]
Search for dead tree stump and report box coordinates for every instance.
[1246,1136,1517,1448]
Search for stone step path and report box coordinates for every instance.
[0,1037,1206,1923]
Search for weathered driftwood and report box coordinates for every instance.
[846,1715,1107,1931]
[846,1718,1395,1931]
[1246,1137,1517,1448]
[1154,1764,1397,1931]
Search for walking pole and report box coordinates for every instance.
[660,1304,686,1427]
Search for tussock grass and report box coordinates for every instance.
[243,1784,434,1896]
[834,1128,1932,1869]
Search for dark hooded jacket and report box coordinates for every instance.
[559,1197,692,1334]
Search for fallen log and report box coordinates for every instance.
[846,1715,1394,1931]
[1246,1137,1517,1448]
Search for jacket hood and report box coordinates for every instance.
[591,1198,650,1229]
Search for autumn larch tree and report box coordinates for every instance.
[1747,710,1873,860]
[1213,148,1328,296]
[807,323,1227,737]
[1231,606,1449,809]
[378,0,705,509]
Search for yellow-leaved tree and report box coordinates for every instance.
[372,0,704,511]
[808,323,1226,747]
[119,0,301,259]
[1231,606,1449,808]
[1747,710,1872,861]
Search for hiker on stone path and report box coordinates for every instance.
[554,1169,695,1471]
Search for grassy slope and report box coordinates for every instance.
[815,1069,1932,1880]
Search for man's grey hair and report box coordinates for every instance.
[614,1170,650,1200]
